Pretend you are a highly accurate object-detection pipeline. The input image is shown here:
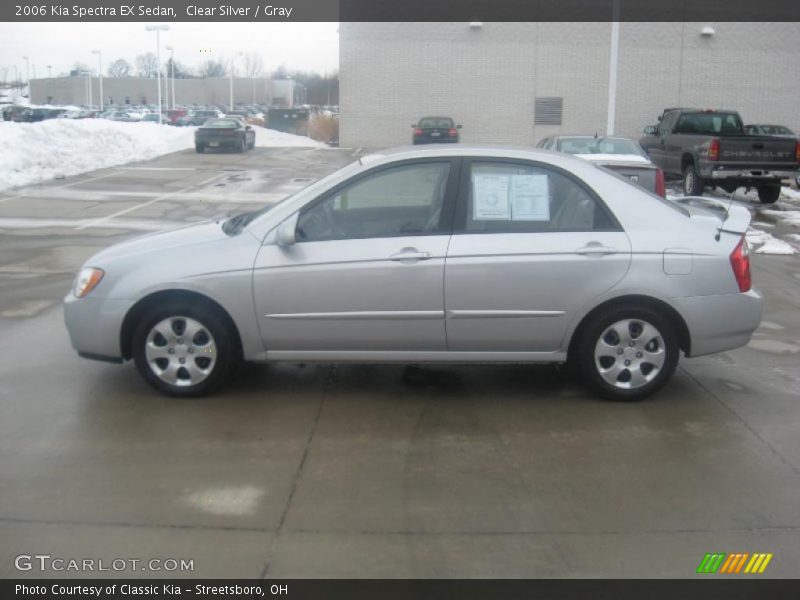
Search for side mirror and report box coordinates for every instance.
[643,125,656,135]
[276,215,298,247]
[246,125,252,130]
[457,124,462,129]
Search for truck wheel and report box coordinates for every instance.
[683,164,704,196]
[195,144,204,154]
[757,185,780,204]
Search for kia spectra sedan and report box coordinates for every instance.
[64,146,763,401]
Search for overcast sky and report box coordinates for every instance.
[0,22,339,79]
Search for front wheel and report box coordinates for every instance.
[683,164,704,196]
[132,303,238,397]
[577,306,680,401]
[757,185,780,204]
[195,144,204,153]
[239,137,247,153]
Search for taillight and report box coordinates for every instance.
[655,168,666,198]
[795,140,800,163]
[413,128,423,136]
[708,138,720,161]
[448,128,458,136]
[729,237,751,293]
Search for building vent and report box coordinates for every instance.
[534,97,563,126]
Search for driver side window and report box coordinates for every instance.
[296,162,451,242]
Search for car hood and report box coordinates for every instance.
[87,220,228,265]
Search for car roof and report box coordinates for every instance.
[359,144,598,170]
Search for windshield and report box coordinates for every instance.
[419,117,454,128]
[558,137,644,156]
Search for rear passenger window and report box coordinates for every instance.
[462,162,615,233]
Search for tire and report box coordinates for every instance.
[757,185,780,204]
[248,137,255,150]
[195,144,204,154]
[683,163,704,196]
[576,305,680,402]
[132,302,238,397]
[239,137,247,153]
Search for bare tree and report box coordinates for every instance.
[72,61,91,74]
[136,53,158,78]
[198,59,227,78]
[108,58,131,78]
[243,52,264,78]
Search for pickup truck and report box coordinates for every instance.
[639,109,799,203]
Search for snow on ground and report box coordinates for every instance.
[0,119,323,193]
[746,228,797,255]
[760,209,800,228]
[781,186,800,201]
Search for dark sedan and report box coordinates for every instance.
[412,116,461,144]
[195,118,255,153]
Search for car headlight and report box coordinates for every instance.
[73,267,104,298]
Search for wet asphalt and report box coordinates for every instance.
[0,148,799,578]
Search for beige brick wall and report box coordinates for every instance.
[340,22,800,148]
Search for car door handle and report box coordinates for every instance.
[576,244,618,256]
[390,249,432,261]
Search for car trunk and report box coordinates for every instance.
[596,162,658,194]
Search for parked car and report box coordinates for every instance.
[538,135,665,197]
[64,146,762,401]
[225,109,264,126]
[165,108,188,125]
[142,113,171,125]
[11,107,64,122]
[177,109,222,126]
[109,111,138,122]
[412,116,461,144]
[1,105,26,121]
[640,108,800,203]
[745,124,797,138]
[194,118,255,153]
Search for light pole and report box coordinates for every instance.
[229,52,243,111]
[145,24,169,124]
[46,65,52,78]
[22,55,29,84]
[92,50,103,110]
[165,45,176,110]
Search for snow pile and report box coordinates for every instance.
[746,228,796,255]
[253,126,325,148]
[0,119,194,192]
[0,119,324,193]
[781,186,800,201]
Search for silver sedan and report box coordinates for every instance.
[64,146,763,401]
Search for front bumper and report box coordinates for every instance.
[63,293,132,362]
[674,288,763,357]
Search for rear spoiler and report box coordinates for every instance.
[674,196,751,235]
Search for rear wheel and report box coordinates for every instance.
[757,185,780,204]
[683,163,704,196]
[132,302,238,397]
[195,144,204,153]
[239,137,247,153]
[577,306,679,402]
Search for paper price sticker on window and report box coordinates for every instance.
[511,174,550,221]
[472,174,510,220]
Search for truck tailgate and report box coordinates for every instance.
[719,136,797,167]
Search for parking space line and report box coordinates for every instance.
[75,173,226,230]
[0,172,120,204]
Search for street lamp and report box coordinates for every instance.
[46,65,52,79]
[22,55,29,84]
[145,24,170,124]
[91,50,103,110]
[229,52,243,111]
[165,45,176,110]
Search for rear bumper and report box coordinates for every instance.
[704,166,797,181]
[195,137,241,148]
[64,294,131,361]
[413,137,459,144]
[674,288,763,357]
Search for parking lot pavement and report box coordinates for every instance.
[1,151,800,578]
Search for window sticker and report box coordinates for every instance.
[472,173,510,220]
[510,174,550,221]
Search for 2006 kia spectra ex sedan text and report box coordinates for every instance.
[64,146,763,401]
